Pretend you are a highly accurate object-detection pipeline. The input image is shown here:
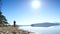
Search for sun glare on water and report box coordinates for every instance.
[31,0,41,9]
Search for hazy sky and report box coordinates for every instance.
[2,0,60,25]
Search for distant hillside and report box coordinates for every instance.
[31,22,60,27]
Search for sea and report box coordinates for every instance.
[20,26,60,34]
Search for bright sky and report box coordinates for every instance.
[2,0,60,25]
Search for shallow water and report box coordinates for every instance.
[20,26,60,34]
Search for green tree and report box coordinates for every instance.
[0,11,8,24]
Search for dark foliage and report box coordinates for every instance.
[0,11,8,24]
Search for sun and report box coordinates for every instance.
[31,0,41,9]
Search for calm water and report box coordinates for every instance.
[20,26,60,34]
